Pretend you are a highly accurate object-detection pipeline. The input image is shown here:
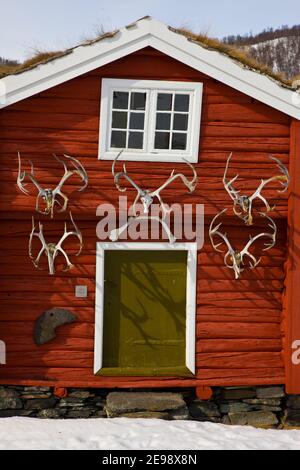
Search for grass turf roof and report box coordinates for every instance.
[0,20,298,89]
[171,27,294,88]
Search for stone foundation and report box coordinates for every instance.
[0,385,299,428]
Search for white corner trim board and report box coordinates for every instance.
[94,242,197,375]
[0,17,299,120]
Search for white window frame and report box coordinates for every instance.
[94,242,197,375]
[99,79,203,163]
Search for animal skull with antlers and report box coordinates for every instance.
[17,153,88,217]
[29,213,83,275]
[209,209,277,279]
[223,153,289,225]
[110,151,198,242]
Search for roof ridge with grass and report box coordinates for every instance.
[0,18,298,89]
[170,27,298,89]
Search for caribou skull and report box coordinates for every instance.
[29,213,83,275]
[17,153,88,217]
[223,153,289,225]
[209,209,277,279]
[110,151,198,242]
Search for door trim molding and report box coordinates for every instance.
[94,242,198,375]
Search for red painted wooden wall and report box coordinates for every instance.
[0,47,292,389]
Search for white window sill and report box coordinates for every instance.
[100,151,199,163]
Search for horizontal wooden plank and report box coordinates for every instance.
[7,119,287,147]
[0,264,285,279]
[196,367,284,381]
[196,352,283,369]
[0,176,291,195]
[197,266,284,280]
[196,338,282,353]
[0,366,285,387]
[202,103,290,124]
[0,152,289,167]
[6,98,100,116]
[0,277,96,292]
[1,337,94,352]
[0,367,199,387]
[3,337,282,355]
[5,351,93,368]
[197,322,281,339]
[0,305,281,324]
[0,306,95,323]
[1,350,283,369]
[0,136,290,154]
[197,292,282,309]
[201,122,290,138]
[0,203,289,221]
[197,309,281,323]
[0,277,283,293]
[0,322,94,338]
[197,279,283,293]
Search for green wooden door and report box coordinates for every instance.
[98,250,192,376]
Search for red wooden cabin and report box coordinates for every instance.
[0,17,300,398]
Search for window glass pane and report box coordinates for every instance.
[130,93,146,110]
[173,114,188,131]
[113,91,129,110]
[112,111,128,129]
[157,93,173,111]
[172,133,187,150]
[156,113,171,130]
[174,94,190,112]
[155,132,170,149]
[129,113,145,130]
[111,131,127,148]
[128,132,144,149]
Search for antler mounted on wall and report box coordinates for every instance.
[209,209,277,279]
[29,213,83,275]
[223,153,289,226]
[17,153,88,217]
[110,151,198,242]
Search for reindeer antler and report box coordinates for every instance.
[209,210,277,279]
[18,153,44,196]
[29,213,82,275]
[223,153,289,225]
[112,153,198,216]
[112,150,146,198]
[239,213,277,268]
[110,153,198,242]
[17,153,88,217]
[152,158,198,195]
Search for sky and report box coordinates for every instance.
[0,0,300,62]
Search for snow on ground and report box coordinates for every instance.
[0,417,300,450]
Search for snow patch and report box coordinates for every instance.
[0,417,300,450]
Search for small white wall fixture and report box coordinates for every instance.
[94,242,197,375]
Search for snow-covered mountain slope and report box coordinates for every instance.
[247,36,300,78]
[224,26,300,79]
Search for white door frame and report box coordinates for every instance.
[94,242,197,375]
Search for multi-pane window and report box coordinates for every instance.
[155,93,190,151]
[100,79,203,162]
[111,91,146,150]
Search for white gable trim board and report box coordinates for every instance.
[0,17,299,120]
